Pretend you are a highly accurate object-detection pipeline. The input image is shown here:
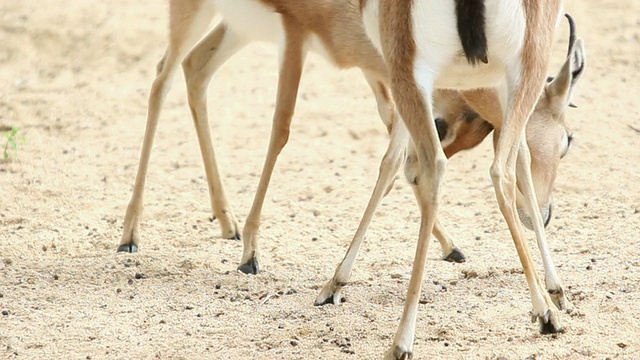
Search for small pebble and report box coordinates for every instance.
[586,265,592,270]
[464,270,478,279]
[290,340,298,346]
[134,272,146,279]
[2,310,8,316]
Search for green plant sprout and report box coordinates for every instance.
[3,127,26,159]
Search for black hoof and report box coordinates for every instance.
[228,232,241,241]
[117,243,138,253]
[444,248,466,263]
[540,319,562,334]
[237,258,260,275]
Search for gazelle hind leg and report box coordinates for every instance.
[118,3,216,252]
[515,138,569,310]
[182,23,248,240]
[387,140,446,360]
[490,71,562,333]
[314,111,409,305]
[237,21,307,274]
[382,57,447,357]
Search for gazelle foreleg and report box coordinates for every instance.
[182,22,249,241]
[237,21,307,274]
[515,137,569,310]
[118,4,217,252]
[314,109,409,305]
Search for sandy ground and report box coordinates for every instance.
[1,1,639,359]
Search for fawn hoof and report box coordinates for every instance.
[444,248,466,263]
[385,345,413,360]
[117,243,138,253]
[237,258,260,275]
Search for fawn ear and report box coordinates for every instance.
[545,14,586,115]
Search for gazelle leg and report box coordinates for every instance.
[515,138,569,310]
[118,4,216,252]
[381,52,447,356]
[489,73,562,334]
[314,112,409,305]
[237,22,307,274]
[182,23,248,240]
[387,120,446,359]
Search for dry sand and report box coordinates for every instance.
[1,0,639,359]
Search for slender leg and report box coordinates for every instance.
[489,70,562,334]
[378,25,448,351]
[118,5,216,252]
[515,138,569,310]
[314,114,410,305]
[182,23,248,240]
[237,22,307,274]
[386,119,447,360]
